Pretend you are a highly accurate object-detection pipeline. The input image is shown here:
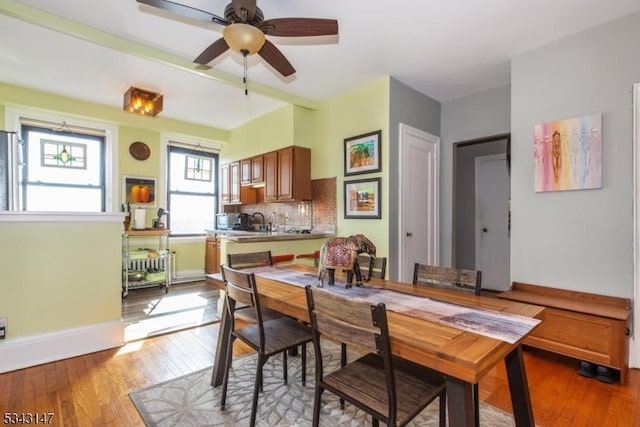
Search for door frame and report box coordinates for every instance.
[452,133,510,269]
[631,82,639,368]
[398,123,440,282]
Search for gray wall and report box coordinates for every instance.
[510,12,640,298]
[388,77,441,280]
[440,86,511,266]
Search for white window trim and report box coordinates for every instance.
[160,132,221,236]
[4,107,119,212]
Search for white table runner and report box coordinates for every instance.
[251,267,540,344]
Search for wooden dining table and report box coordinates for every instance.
[206,264,544,427]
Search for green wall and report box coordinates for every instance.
[0,76,392,342]
[314,77,391,259]
[225,105,295,161]
[225,77,391,260]
[0,220,122,337]
[0,83,223,281]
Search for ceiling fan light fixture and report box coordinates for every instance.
[123,86,163,117]
[223,23,265,55]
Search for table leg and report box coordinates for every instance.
[210,297,232,387]
[505,345,535,427]
[446,376,475,427]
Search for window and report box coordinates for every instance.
[167,145,218,235]
[20,124,106,212]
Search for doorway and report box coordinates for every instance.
[452,134,510,290]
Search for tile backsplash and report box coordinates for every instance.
[233,177,337,232]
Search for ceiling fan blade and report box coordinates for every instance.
[258,40,295,77]
[258,18,338,37]
[137,0,229,26]
[232,0,257,22]
[194,38,230,64]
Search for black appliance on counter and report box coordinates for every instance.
[232,213,253,231]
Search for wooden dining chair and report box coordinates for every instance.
[227,251,273,270]
[412,263,482,295]
[227,251,282,321]
[305,286,446,427]
[412,262,482,426]
[356,254,387,280]
[220,266,313,427]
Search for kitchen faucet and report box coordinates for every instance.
[252,212,266,231]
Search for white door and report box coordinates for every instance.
[475,154,510,291]
[399,124,439,283]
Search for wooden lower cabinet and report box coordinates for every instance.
[205,235,220,274]
[499,282,631,385]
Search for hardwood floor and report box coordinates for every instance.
[122,281,220,341]
[1,324,639,426]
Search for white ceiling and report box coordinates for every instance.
[1,0,639,131]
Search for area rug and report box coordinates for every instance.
[130,341,516,426]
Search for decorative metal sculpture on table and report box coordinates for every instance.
[317,234,376,288]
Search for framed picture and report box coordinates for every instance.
[344,130,381,176]
[533,113,602,192]
[344,178,381,219]
[123,175,157,208]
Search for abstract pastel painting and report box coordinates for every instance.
[533,113,602,192]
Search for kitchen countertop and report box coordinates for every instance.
[205,229,334,243]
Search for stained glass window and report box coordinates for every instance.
[41,139,86,169]
[184,154,212,182]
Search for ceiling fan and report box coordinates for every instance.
[137,0,339,77]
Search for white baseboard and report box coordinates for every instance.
[173,269,205,284]
[0,320,124,374]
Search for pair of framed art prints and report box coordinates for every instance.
[343,130,382,219]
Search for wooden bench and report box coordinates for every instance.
[498,282,631,385]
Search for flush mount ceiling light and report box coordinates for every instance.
[123,86,163,117]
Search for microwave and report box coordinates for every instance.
[215,213,239,230]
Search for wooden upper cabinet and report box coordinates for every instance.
[221,161,256,205]
[220,163,230,203]
[264,146,311,202]
[240,158,251,186]
[277,147,294,201]
[264,151,278,202]
[251,155,264,184]
[240,155,264,186]
[229,162,241,203]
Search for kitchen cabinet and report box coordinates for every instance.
[229,162,241,203]
[264,146,311,202]
[205,235,220,274]
[220,161,256,205]
[240,158,251,186]
[251,155,264,184]
[220,163,230,203]
[240,155,264,186]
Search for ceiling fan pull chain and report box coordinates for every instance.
[242,49,249,96]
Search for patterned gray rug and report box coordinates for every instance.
[130,341,516,426]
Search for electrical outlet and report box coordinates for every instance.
[0,316,6,339]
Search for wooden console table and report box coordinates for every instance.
[498,282,631,385]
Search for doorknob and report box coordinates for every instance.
[406,232,413,237]
[482,227,488,232]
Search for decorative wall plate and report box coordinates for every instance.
[129,141,151,160]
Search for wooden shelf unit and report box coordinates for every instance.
[498,282,631,385]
